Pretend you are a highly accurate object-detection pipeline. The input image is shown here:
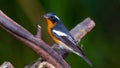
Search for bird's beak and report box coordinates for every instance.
[43,15,47,19]
[43,14,51,25]
[43,13,54,25]
[43,14,49,19]
[43,14,49,23]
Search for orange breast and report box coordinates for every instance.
[46,18,60,44]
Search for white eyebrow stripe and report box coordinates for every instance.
[54,15,60,20]
[52,29,67,36]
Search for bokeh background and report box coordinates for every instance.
[0,0,120,68]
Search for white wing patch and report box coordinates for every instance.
[52,29,67,36]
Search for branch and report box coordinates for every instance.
[0,10,70,68]
[26,17,95,68]
[0,10,95,68]
[0,61,14,68]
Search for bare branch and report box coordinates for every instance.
[37,61,55,68]
[26,17,95,67]
[0,61,14,68]
[70,17,95,42]
[0,10,70,68]
[0,10,95,68]
[35,25,42,39]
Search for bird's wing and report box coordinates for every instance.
[51,28,93,66]
[51,24,92,66]
[51,28,85,56]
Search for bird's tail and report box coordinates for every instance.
[74,51,93,67]
[81,55,93,67]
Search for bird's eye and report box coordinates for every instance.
[49,15,57,23]
[50,16,54,19]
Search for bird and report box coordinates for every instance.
[43,13,92,66]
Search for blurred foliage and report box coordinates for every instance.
[0,0,120,68]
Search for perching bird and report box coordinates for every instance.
[43,13,92,66]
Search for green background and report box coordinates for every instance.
[0,0,120,68]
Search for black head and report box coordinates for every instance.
[43,13,60,23]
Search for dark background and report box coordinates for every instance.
[0,0,120,68]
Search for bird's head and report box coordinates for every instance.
[44,13,60,26]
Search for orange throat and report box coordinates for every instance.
[45,18,59,44]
